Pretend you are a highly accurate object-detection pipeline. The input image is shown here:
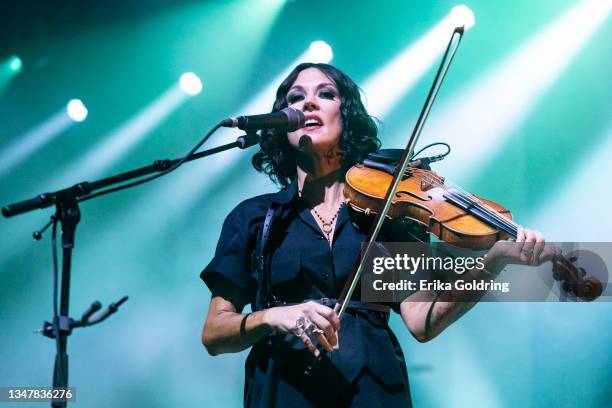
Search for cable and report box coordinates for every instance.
[411,142,451,160]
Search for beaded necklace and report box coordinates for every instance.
[299,190,345,242]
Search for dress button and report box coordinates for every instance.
[318,236,325,240]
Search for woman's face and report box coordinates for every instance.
[286,68,343,153]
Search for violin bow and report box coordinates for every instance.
[335,26,466,318]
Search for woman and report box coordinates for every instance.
[200,63,548,407]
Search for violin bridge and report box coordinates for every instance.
[420,174,437,191]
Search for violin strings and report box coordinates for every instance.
[447,185,519,236]
[449,183,519,234]
[406,170,519,237]
[454,191,518,236]
[444,180,518,235]
[402,166,518,235]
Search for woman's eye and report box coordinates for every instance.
[287,93,304,104]
[319,90,337,99]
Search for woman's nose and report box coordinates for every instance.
[302,95,318,111]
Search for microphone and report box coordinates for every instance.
[409,153,447,168]
[221,107,305,132]
[363,152,448,175]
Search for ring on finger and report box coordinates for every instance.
[294,316,308,337]
[304,320,314,332]
[304,321,323,336]
[310,326,325,335]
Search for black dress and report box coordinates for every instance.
[201,179,413,407]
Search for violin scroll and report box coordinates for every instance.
[552,253,603,301]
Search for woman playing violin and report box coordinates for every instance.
[200,62,550,407]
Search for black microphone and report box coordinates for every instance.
[221,107,305,132]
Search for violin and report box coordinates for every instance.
[343,154,604,302]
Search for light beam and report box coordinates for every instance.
[405,0,611,185]
[362,7,475,120]
[0,109,74,177]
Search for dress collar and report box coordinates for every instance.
[269,178,299,205]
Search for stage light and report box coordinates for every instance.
[179,72,203,95]
[307,40,333,63]
[450,5,476,30]
[1,55,24,95]
[66,99,88,122]
[9,56,23,72]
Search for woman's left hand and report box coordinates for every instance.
[487,227,556,268]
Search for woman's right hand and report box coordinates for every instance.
[263,301,340,356]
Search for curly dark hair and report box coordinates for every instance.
[252,63,380,187]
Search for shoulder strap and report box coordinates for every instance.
[255,202,278,309]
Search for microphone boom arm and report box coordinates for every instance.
[2,132,260,217]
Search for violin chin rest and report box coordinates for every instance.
[366,149,404,164]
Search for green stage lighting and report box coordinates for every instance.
[66,99,88,122]
[9,55,23,72]
[307,41,333,63]
[451,5,476,30]
[179,72,203,95]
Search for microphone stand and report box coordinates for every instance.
[2,131,260,407]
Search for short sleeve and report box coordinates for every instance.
[200,206,258,307]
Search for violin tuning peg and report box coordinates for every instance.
[569,256,578,263]
[579,267,587,278]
